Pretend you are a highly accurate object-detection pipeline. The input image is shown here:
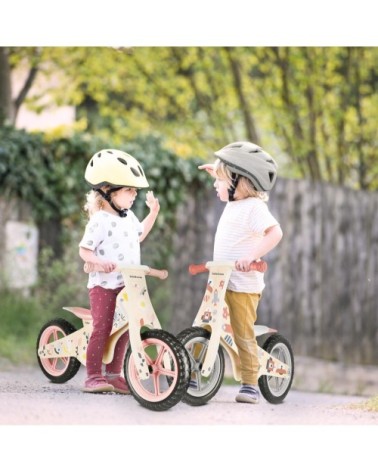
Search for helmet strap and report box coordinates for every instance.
[228,173,240,201]
[95,188,128,218]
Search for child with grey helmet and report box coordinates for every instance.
[199,142,283,404]
[79,149,160,394]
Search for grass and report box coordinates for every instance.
[350,395,378,413]
[0,291,48,364]
[0,288,84,365]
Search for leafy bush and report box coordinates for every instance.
[0,127,212,364]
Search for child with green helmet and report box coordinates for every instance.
[199,141,283,404]
[79,149,160,394]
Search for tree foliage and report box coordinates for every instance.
[0,126,97,223]
[0,126,209,264]
[2,46,378,190]
[249,47,378,190]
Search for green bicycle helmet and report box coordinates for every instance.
[214,141,278,192]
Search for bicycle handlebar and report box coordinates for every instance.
[146,267,169,280]
[188,260,268,275]
[83,262,168,280]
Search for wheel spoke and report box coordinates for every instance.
[155,346,175,378]
[152,372,161,396]
[53,330,60,342]
[193,371,201,391]
[155,344,167,366]
[196,343,207,364]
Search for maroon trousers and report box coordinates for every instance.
[86,285,129,378]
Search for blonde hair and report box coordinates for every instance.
[214,159,268,201]
[83,189,105,217]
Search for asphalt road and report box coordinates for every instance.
[0,364,376,472]
[0,364,377,426]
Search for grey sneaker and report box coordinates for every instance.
[235,385,260,404]
[188,378,198,390]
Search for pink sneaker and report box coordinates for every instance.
[105,375,131,395]
[82,376,114,393]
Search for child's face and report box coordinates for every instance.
[214,178,229,202]
[112,187,138,209]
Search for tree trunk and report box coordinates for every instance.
[224,47,260,144]
[0,47,14,125]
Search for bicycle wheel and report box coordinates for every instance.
[36,318,81,383]
[124,329,190,411]
[258,334,294,404]
[177,327,225,406]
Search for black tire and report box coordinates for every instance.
[124,329,190,411]
[258,334,294,404]
[36,318,81,383]
[177,327,225,406]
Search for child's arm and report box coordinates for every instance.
[139,191,160,243]
[79,247,116,273]
[235,224,283,272]
[198,163,217,178]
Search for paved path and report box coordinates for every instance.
[0,364,376,472]
[0,365,377,425]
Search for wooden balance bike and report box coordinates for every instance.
[177,260,294,405]
[37,264,190,411]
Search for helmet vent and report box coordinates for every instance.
[230,144,242,148]
[248,149,259,153]
[269,172,275,182]
[117,157,128,165]
[131,167,140,177]
[138,165,145,176]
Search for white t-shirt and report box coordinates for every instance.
[213,197,279,293]
[79,210,143,289]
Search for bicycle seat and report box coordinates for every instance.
[62,306,92,321]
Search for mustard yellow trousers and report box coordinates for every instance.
[225,290,261,385]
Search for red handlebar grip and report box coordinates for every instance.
[250,260,268,273]
[188,263,208,275]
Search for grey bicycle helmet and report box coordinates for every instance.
[214,141,278,191]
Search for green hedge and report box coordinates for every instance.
[0,127,211,364]
[0,126,210,258]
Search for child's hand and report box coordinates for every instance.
[235,259,256,272]
[99,261,117,273]
[145,191,160,215]
[198,163,216,178]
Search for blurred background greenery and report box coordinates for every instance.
[0,46,377,365]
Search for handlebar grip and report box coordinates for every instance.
[188,263,208,275]
[83,262,102,273]
[146,267,169,280]
[251,260,268,273]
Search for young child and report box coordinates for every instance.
[79,148,160,394]
[199,141,283,404]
